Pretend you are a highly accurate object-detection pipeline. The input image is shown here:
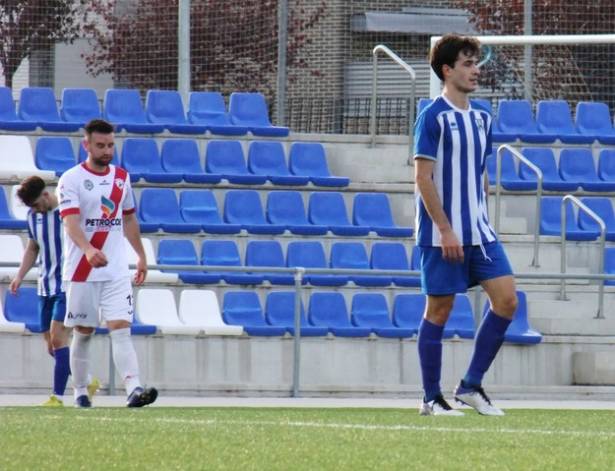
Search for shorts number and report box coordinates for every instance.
[126,294,132,306]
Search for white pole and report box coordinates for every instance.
[178,0,191,102]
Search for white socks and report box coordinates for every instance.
[70,330,91,398]
[110,328,141,395]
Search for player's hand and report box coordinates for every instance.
[134,257,147,286]
[8,276,21,295]
[85,246,108,268]
[440,228,464,263]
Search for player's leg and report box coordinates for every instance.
[47,293,71,405]
[39,296,59,406]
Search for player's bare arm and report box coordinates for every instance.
[415,157,464,263]
[123,212,147,285]
[63,213,108,268]
[9,239,39,294]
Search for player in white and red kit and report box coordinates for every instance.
[57,119,157,408]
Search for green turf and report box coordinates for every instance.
[1,407,614,470]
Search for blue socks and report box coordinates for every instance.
[53,346,71,397]
[463,309,511,387]
[417,318,444,402]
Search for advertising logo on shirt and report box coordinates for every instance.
[84,196,121,232]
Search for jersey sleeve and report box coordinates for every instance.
[57,173,80,218]
[121,177,136,215]
[413,110,440,161]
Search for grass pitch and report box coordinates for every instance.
[1,407,614,470]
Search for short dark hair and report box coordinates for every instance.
[430,34,480,81]
[84,119,115,136]
[17,176,46,206]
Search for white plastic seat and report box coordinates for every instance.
[136,288,200,335]
[179,290,243,336]
[0,235,36,281]
[9,185,29,221]
[0,290,25,333]
[124,237,178,283]
[0,136,55,179]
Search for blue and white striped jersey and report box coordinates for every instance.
[413,95,496,247]
[27,208,64,296]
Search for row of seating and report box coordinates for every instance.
[0,87,288,136]
[541,196,615,240]
[34,137,349,187]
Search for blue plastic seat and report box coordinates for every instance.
[352,193,413,237]
[350,293,413,338]
[539,196,599,240]
[370,242,420,287]
[286,241,347,286]
[482,291,541,344]
[35,137,76,176]
[77,141,120,167]
[205,140,267,185]
[289,143,349,187]
[518,147,579,191]
[575,101,615,145]
[598,149,615,185]
[179,190,241,234]
[121,138,182,183]
[104,89,164,133]
[494,100,556,143]
[61,88,101,124]
[536,100,594,144]
[308,192,370,236]
[578,197,615,241]
[486,148,536,191]
[559,148,615,192]
[224,190,285,234]
[157,239,218,284]
[201,240,263,285]
[188,91,248,135]
[247,141,309,186]
[604,248,615,286]
[0,187,26,230]
[139,188,201,233]
[330,242,391,286]
[229,92,289,137]
[4,287,43,332]
[266,191,327,235]
[160,139,221,184]
[392,293,425,336]
[0,87,36,131]
[18,87,81,132]
[308,292,371,337]
[443,294,475,339]
[222,292,285,336]
[245,240,294,285]
[264,292,327,336]
[145,90,206,134]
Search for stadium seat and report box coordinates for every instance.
[136,288,200,335]
[0,87,37,131]
[370,242,420,287]
[443,294,476,339]
[201,240,263,285]
[264,292,328,336]
[157,239,218,284]
[60,88,102,124]
[8,185,29,221]
[139,188,201,233]
[77,141,121,168]
[222,291,286,336]
[145,90,206,134]
[0,135,55,180]
[266,191,328,235]
[485,148,536,191]
[0,295,25,333]
[559,148,615,192]
[0,187,27,230]
[308,292,371,337]
[330,242,391,287]
[604,248,615,286]
[4,287,44,332]
[103,89,165,133]
[18,87,81,132]
[286,241,348,286]
[247,141,309,185]
[392,293,425,336]
[124,237,178,283]
[224,190,285,234]
[352,193,413,237]
[245,240,294,285]
[578,197,615,240]
[187,91,248,135]
[482,291,541,344]
[179,190,241,234]
[597,149,615,185]
[121,138,182,183]
[308,192,370,236]
[494,100,556,143]
[229,92,289,137]
[160,139,221,184]
[35,137,76,176]
[536,100,594,144]
[205,140,267,184]
[575,101,615,145]
[179,290,243,335]
[539,196,599,240]
[350,293,413,338]
[288,142,349,187]
[0,235,33,280]
[518,147,579,191]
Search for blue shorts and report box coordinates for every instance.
[39,293,67,332]
[418,241,513,295]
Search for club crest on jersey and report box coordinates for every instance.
[101,195,116,218]
[83,179,94,191]
[115,178,125,190]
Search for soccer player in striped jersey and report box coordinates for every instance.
[10,176,99,406]
[414,34,517,416]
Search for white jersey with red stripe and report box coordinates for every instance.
[57,163,135,282]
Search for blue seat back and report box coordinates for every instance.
[19,87,61,122]
[223,291,267,326]
[559,148,597,182]
[35,137,76,174]
[122,138,163,173]
[308,292,350,327]
[201,240,242,267]
[161,139,202,174]
[598,150,615,181]
[352,193,395,227]
[392,294,425,329]
[446,294,476,334]
[104,89,147,124]
[536,100,576,134]
[497,100,536,132]
[0,187,13,218]
[351,293,393,328]
[330,242,369,269]
[575,101,613,133]
[286,241,327,268]
[179,190,222,224]
[146,90,187,124]
[229,92,271,126]
[266,191,309,225]
[245,240,285,268]
[410,245,421,270]
[578,197,615,230]
[519,148,559,180]
[0,87,19,120]
[205,140,248,174]
[157,239,198,265]
[289,142,331,177]
[224,190,267,225]
[540,196,579,233]
[370,242,409,270]
[188,91,229,125]
[139,188,182,224]
[486,148,518,182]
[248,141,289,176]
[308,192,351,226]
[5,287,39,326]
[265,291,307,326]
[61,88,101,123]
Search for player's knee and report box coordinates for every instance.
[425,301,454,325]
[494,293,518,318]
[49,335,67,350]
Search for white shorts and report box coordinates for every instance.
[64,277,134,327]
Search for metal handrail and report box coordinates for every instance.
[494,144,543,267]
[559,195,606,319]
[370,45,416,157]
